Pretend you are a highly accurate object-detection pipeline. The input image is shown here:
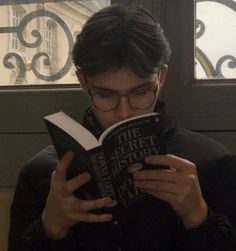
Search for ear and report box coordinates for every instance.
[158,64,168,88]
[75,69,89,95]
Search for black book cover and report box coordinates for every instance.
[44,111,167,214]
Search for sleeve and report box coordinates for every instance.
[176,153,236,251]
[8,166,63,251]
[19,219,72,251]
[176,208,236,251]
[8,147,75,251]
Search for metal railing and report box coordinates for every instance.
[196,0,236,78]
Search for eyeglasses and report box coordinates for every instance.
[87,85,159,112]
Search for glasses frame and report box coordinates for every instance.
[83,74,159,112]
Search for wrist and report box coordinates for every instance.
[41,212,69,240]
[182,201,208,229]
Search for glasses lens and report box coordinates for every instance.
[129,90,156,109]
[92,93,119,111]
[91,88,157,111]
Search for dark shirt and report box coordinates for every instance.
[8,107,236,251]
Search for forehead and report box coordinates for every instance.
[85,67,157,92]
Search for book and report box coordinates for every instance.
[44,111,167,213]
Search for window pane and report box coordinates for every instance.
[195,0,236,79]
[0,0,110,86]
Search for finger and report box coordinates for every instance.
[145,154,196,173]
[66,172,91,193]
[77,212,113,223]
[146,190,175,204]
[76,197,114,212]
[133,169,178,183]
[54,151,74,184]
[134,180,177,194]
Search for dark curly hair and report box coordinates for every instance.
[72,5,171,78]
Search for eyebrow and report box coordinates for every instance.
[90,81,156,93]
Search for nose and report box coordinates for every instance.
[115,95,134,120]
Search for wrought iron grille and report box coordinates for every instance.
[195,0,236,79]
[0,0,110,85]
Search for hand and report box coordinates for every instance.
[42,151,113,240]
[133,154,208,229]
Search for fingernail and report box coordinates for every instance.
[106,197,114,204]
[105,198,117,207]
[104,197,111,202]
[104,214,113,220]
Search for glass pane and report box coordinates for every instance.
[195,0,236,79]
[0,0,110,86]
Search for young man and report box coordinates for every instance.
[9,5,236,251]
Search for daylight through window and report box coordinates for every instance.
[195,0,236,79]
[0,0,111,86]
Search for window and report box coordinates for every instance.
[195,0,236,79]
[156,0,236,132]
[0,0,111,86]
[1,0,235,191]
[0,0,116,190]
